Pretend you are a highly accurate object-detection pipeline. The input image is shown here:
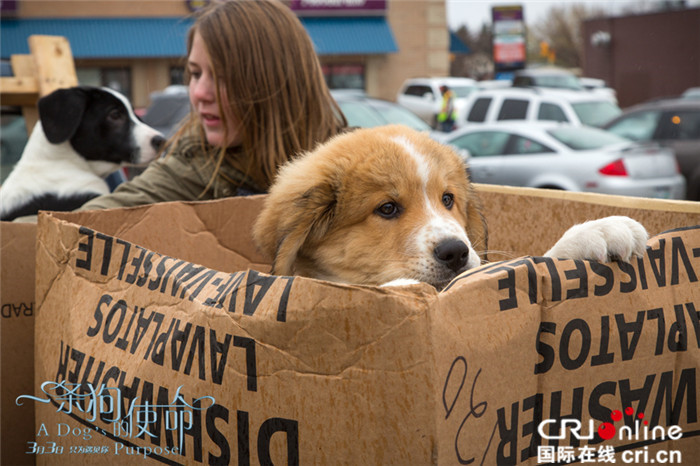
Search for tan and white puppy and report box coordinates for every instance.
[254,125,647,289]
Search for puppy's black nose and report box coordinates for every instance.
[151,135,166,151]
[434,239,469,273]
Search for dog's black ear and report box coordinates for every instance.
[38,87,89,144]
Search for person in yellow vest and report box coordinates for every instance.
[437,85,457,132]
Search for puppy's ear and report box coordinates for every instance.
[38,87,88,144]
[465,185,488,262]
[253,160,338,276]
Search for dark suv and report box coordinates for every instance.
[512,68,584,90]
[603,98,700,200]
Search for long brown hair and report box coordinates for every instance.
[171,0,346,192]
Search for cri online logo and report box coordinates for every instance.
[598,406,645,440]
[538,407,683,442]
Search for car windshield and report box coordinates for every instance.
[605,110,661,141]
[571,101,622,127]
[547,126,630,150]
[450,85,477,98]
[534,75,583,90]
[682,88,700,99]
[336,100,387,128]
[369,102,432,131]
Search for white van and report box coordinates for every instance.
[396,77,478,128]
[459,87,622,129]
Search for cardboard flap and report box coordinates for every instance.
[474,184,700,260]
[52,196,272,274]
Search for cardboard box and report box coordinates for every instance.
[9,187,700,464]
[1,222,37,466]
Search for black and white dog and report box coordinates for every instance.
[0,86,165,221]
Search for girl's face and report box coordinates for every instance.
[188,31,241,148]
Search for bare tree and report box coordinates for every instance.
[450,24,494,79]
[529,4,597,69]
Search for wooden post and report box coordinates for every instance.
[0,35,78,133]
[9,55,39,131]
[29,35,79,95]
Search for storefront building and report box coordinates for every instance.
[1,0,450,108]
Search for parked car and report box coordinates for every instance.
[141,87,433,137]
[434,121,686,199]
[141,85,191,138]
[1,62,29,185]
[512,69,618,103]
[0,111,28,184]
[512,68,584,91]
[460,87,622,129]
[681,87,700,100]
[396,77,478,128]
[603,98,700,200]
[332,90,432,132]
[476,79,512,90]
[579,77,618,104]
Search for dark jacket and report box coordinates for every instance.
[80,134,264,210]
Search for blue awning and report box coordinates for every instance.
[1,16,398,60]
[300,17,397,55]
[0,18,194,59]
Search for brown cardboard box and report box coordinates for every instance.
[10,188,700,464]
[1,222,37,466]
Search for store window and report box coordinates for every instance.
[102,68,131,99]
[170,66,185,85]
[76,67,131,99]
[76,68,101,87]
[322,64,365,90]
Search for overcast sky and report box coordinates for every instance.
[445,0,700,31]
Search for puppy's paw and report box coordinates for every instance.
[380,278,422,287]
[544,216,648,262]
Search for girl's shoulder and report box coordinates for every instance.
[169,132,213,161]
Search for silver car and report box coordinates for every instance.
[436,122,686,199]
[331,90,433,132]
